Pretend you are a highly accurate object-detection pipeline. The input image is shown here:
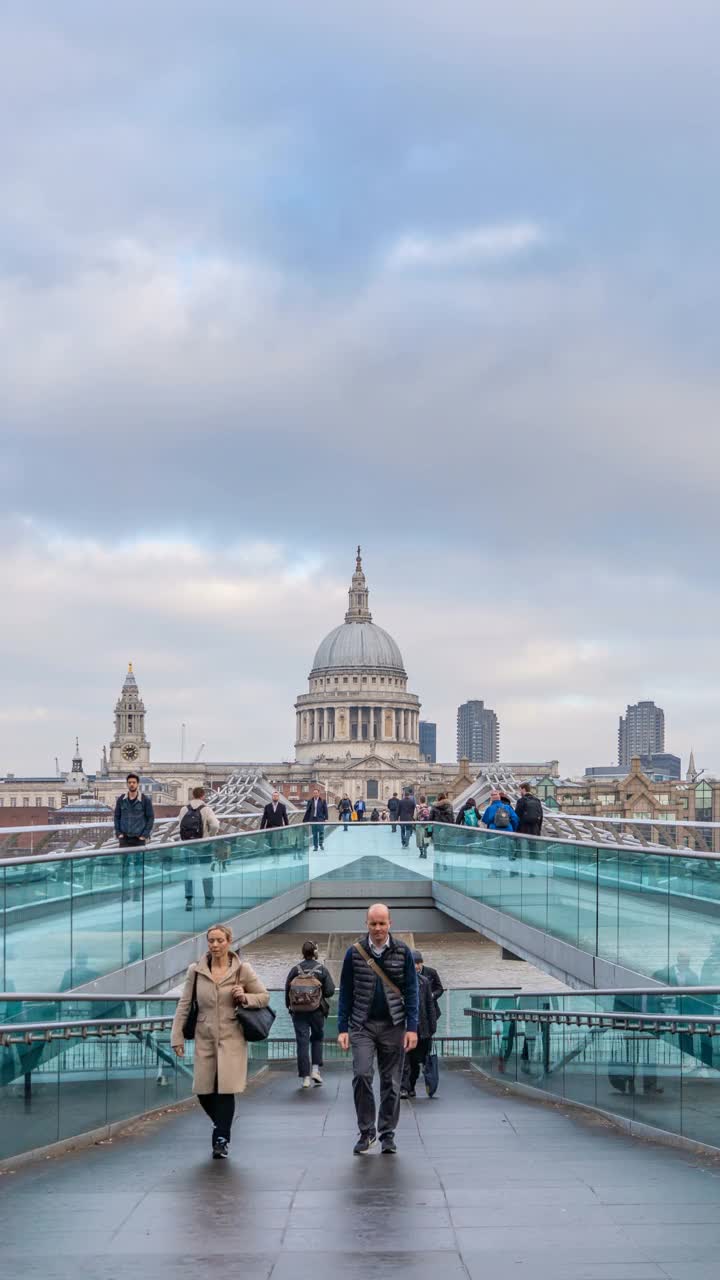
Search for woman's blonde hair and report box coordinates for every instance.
[206,922,233,942]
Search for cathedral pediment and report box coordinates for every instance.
[344,754,408,775]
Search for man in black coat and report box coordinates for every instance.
[303,785,328,850]
[414,950,444,1020]
[397,790,416,848]
[515,783,543,835]
[401,952,439,1098]
[387,792,400,833]
[261,790,289,829]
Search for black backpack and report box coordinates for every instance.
[180,804,205,841]
[522,796,543,825]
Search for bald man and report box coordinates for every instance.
[337,903,419,1155]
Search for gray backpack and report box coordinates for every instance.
[494,806,511,829]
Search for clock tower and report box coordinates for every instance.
[109,663,151,770]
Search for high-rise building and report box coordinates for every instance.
[456,700,499,763]
[618,700,665,768]
[419,720,437,763]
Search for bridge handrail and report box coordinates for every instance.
[0,818,308,868]
[0,1014,176,1044]
[465,1006,720,1034]
[3,819,720,869]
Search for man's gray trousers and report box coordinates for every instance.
[351,1019,406,1138]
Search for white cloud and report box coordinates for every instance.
[385,222,545,271]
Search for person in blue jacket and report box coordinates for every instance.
[481,788,519,832]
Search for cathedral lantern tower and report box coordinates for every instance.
[109,663,151,770]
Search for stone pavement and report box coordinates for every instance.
[2,1062,720,1279]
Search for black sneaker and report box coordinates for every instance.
[353,1133,377,1155]
[212,1137,229,1159]
[381,1135,397,1155]
[400,1089,409,1100]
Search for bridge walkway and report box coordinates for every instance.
[2,1062,719,1279]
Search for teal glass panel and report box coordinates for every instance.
[0,1021,195,1161]
[468,989,720,1150]
[0,1037,62,1158]
[1,826,312,995]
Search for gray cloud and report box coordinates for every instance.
[1,2,719,777]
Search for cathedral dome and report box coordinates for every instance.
[311,621,405,675]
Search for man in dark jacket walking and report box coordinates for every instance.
[337,903,419,1155]
[397,790,416,848]
[414,950,444,1020]
[387,793,400,832]
[303,786,328,850]
[401,952,438,1098]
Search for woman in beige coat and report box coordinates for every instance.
[172,922,270,1158]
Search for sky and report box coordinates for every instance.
[2,1,719,778]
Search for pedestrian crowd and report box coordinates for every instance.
[171,904,445,1160]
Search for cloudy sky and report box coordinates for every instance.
[2,1,719,777]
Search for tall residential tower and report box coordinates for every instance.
[456,700,499,763]
[618,700,665,768]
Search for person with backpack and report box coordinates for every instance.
[180,786,221,912]
[429,793,454,825]
[512,782,544,866]
[481,788,518,832]
[515,783,543,836]
[456,798,480,828]
[285,940,336,1089]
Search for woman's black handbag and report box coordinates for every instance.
[235,1003,276,1042]
[182,972,199,1040]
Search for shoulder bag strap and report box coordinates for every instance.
[353,941,403,998]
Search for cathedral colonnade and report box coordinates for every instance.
[296,706,420,745]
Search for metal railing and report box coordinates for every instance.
[465,1007,720,1035]
[4,818,720,869]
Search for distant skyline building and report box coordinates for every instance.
[419,720,437,763]
[586,753,681,782]
[618,700,665,768]
[456,700,499,763]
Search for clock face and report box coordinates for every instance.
[122,744,139,761]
